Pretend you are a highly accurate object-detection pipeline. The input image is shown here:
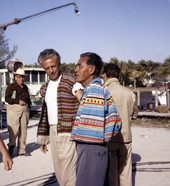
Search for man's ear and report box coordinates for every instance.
[102,73,106,78]
[102,73,107,82]
[89,65,95,75]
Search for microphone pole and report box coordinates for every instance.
[0,2,80,30]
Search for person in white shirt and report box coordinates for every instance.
[37,49,83,186]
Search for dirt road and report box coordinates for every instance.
[0,119,170,186]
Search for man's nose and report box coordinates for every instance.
[49,67,53,73]
[75,66,78,73]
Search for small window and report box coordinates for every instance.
[40,71,45,82]
[25,71,30,82]
[32,71,38,83]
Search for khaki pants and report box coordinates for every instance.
[108,142,132,186]
[7,104,29,154]
[50,125,77,186]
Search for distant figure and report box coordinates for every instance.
[157,85,167,105]
[7,59,23,73]
[5,67,31,157]
[0,135,13,170]
[37,49,83,186]
[103,63,136,186]
[152,85,167,106]
[70,52,122,186]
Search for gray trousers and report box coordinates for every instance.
[76,143,108,186]
[7,104,29,154]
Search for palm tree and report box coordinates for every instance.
[136,60,159,87]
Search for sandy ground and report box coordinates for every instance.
[132,126,170,186]
[0,119,170,186]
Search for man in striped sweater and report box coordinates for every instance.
[37,49,83,186]
[70,52,122,186]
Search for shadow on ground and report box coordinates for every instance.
[132,153,141,186]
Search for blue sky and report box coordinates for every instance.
[0,0,170,65]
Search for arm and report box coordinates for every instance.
[132,99,138,119]
[0,136,13,170]
[105,92,122,140]
[27,86,32,108]
[72,82,84,102]
[5,85,19,104]
[75,89,83,102]
[37,101,50,153]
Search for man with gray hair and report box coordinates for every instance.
[37,49,83,186]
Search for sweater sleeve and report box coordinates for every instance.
[37,101,50,137]
[104,90,122,141]
[5,85,20,104]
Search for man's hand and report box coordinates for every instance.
[40,145,48,153]
[0,136,13,170]
[19,100,26,106]
[2,151,13,171]
[113,131,118,136]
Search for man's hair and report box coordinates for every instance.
[80,52,103,76]
[38,49,61,65]
[103,63,120,78]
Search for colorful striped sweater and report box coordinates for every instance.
[70,78,122,143]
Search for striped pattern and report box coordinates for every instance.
[37,73,79,136]
[70,78,122,143]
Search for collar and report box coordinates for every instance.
[86,77,102,88]
[49,74,62,83]
[104,78,120,86]
[13,81,25,88]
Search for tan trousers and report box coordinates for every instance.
[50,125,77,186]
[7,104,29,154]
[108,142,132,186]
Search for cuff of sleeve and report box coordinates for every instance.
[37,135,50,145]
[16,99,20,104]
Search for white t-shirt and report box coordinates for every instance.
[45,75,61,124]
